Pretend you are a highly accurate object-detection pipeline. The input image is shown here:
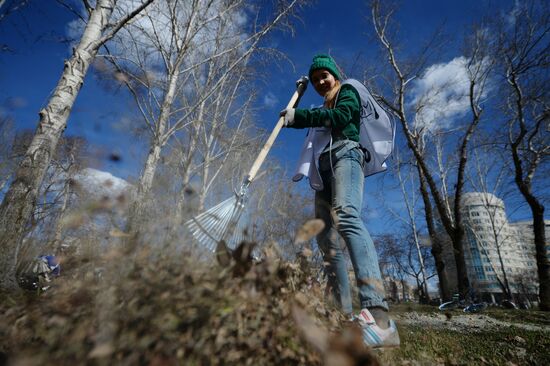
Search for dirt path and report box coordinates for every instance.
[396,311,550,333]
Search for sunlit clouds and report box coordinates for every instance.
[263,92,279,108]
[409,57,471,133]
[409,56,490,134]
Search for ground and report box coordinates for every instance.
[377,304,550,365]
[1,246,549,366]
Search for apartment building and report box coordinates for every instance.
[440,192,540,304]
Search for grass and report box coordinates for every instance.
[392,302,439,314]
[377,324,549,365]
[483,307,550,326]
[378,303,550,365]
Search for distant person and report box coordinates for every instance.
[18,255,60,291]
[280,54,399,348]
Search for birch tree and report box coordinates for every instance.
[401,130,453,300]
[0,0,154,291]
[376,234,413,302]
[496,0,550,310]
[416,161,452,300]
[465,143,522,300]
[100,0,302,236]
[0,0,30,23]
[370,0,493,300]
[178,51,256,214]
[385,152,433,303]
[15,136,85,267]
[0,117,16,192]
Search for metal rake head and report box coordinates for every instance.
[185,192,248,252]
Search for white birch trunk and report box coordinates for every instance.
[127,65,182,232]
[0,0,113,290]
[174,163,193,221]
[51,177,73,253]
[0,0,153,291]
[174,106,203,221]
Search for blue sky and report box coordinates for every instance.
[3,0,541,237]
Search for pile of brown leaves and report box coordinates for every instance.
[0,240,379,366]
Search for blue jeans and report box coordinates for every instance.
[315,144,388,314]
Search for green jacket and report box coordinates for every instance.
[290,84,361,142]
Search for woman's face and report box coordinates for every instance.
[311,69,337,97]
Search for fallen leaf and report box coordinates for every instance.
[88,343,114,359]
[215,240,232,267]
[294,292,309,306]
[291,304,328,352]
[59,211,87,229]
[294,219,325,244]
[301,248,313,258]
[109,228,131,237]
[515,347,527,357]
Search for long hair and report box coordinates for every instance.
[323,79,341,109]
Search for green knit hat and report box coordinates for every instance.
[308,54,341,81]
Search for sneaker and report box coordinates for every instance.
[355,308,400,349]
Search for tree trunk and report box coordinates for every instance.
[50,177,73,253]
[174,120,201,223]
[0,1,114,291]
[495,247,513,300]
[175,162,193,222]
[450,227,471,299]
[531,205,550,310]
[127,142,163,233]
[508,71,550,310]
[518,189,550,310]
[417,164,451,301]
[412,237,430,303]
[127,60,183,235]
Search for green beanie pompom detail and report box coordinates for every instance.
[308,54,341,81]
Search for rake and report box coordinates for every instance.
[186,76,309,253]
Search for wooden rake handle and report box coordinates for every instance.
[245,76,309,183]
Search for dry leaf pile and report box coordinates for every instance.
[0,240,379,366]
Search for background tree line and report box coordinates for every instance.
[368,0,548,309]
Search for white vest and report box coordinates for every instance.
[292,127,331,191]
[292,79,395,191]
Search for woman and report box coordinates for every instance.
[280,54,399,348]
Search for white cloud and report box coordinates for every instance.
[263,92,279,108]
[409,57,472,133]
[73,168,133,200]
[66,0,252,113]
[66,0,249,73]
[505,0,522,27]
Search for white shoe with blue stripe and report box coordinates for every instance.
[356,308,400,349]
